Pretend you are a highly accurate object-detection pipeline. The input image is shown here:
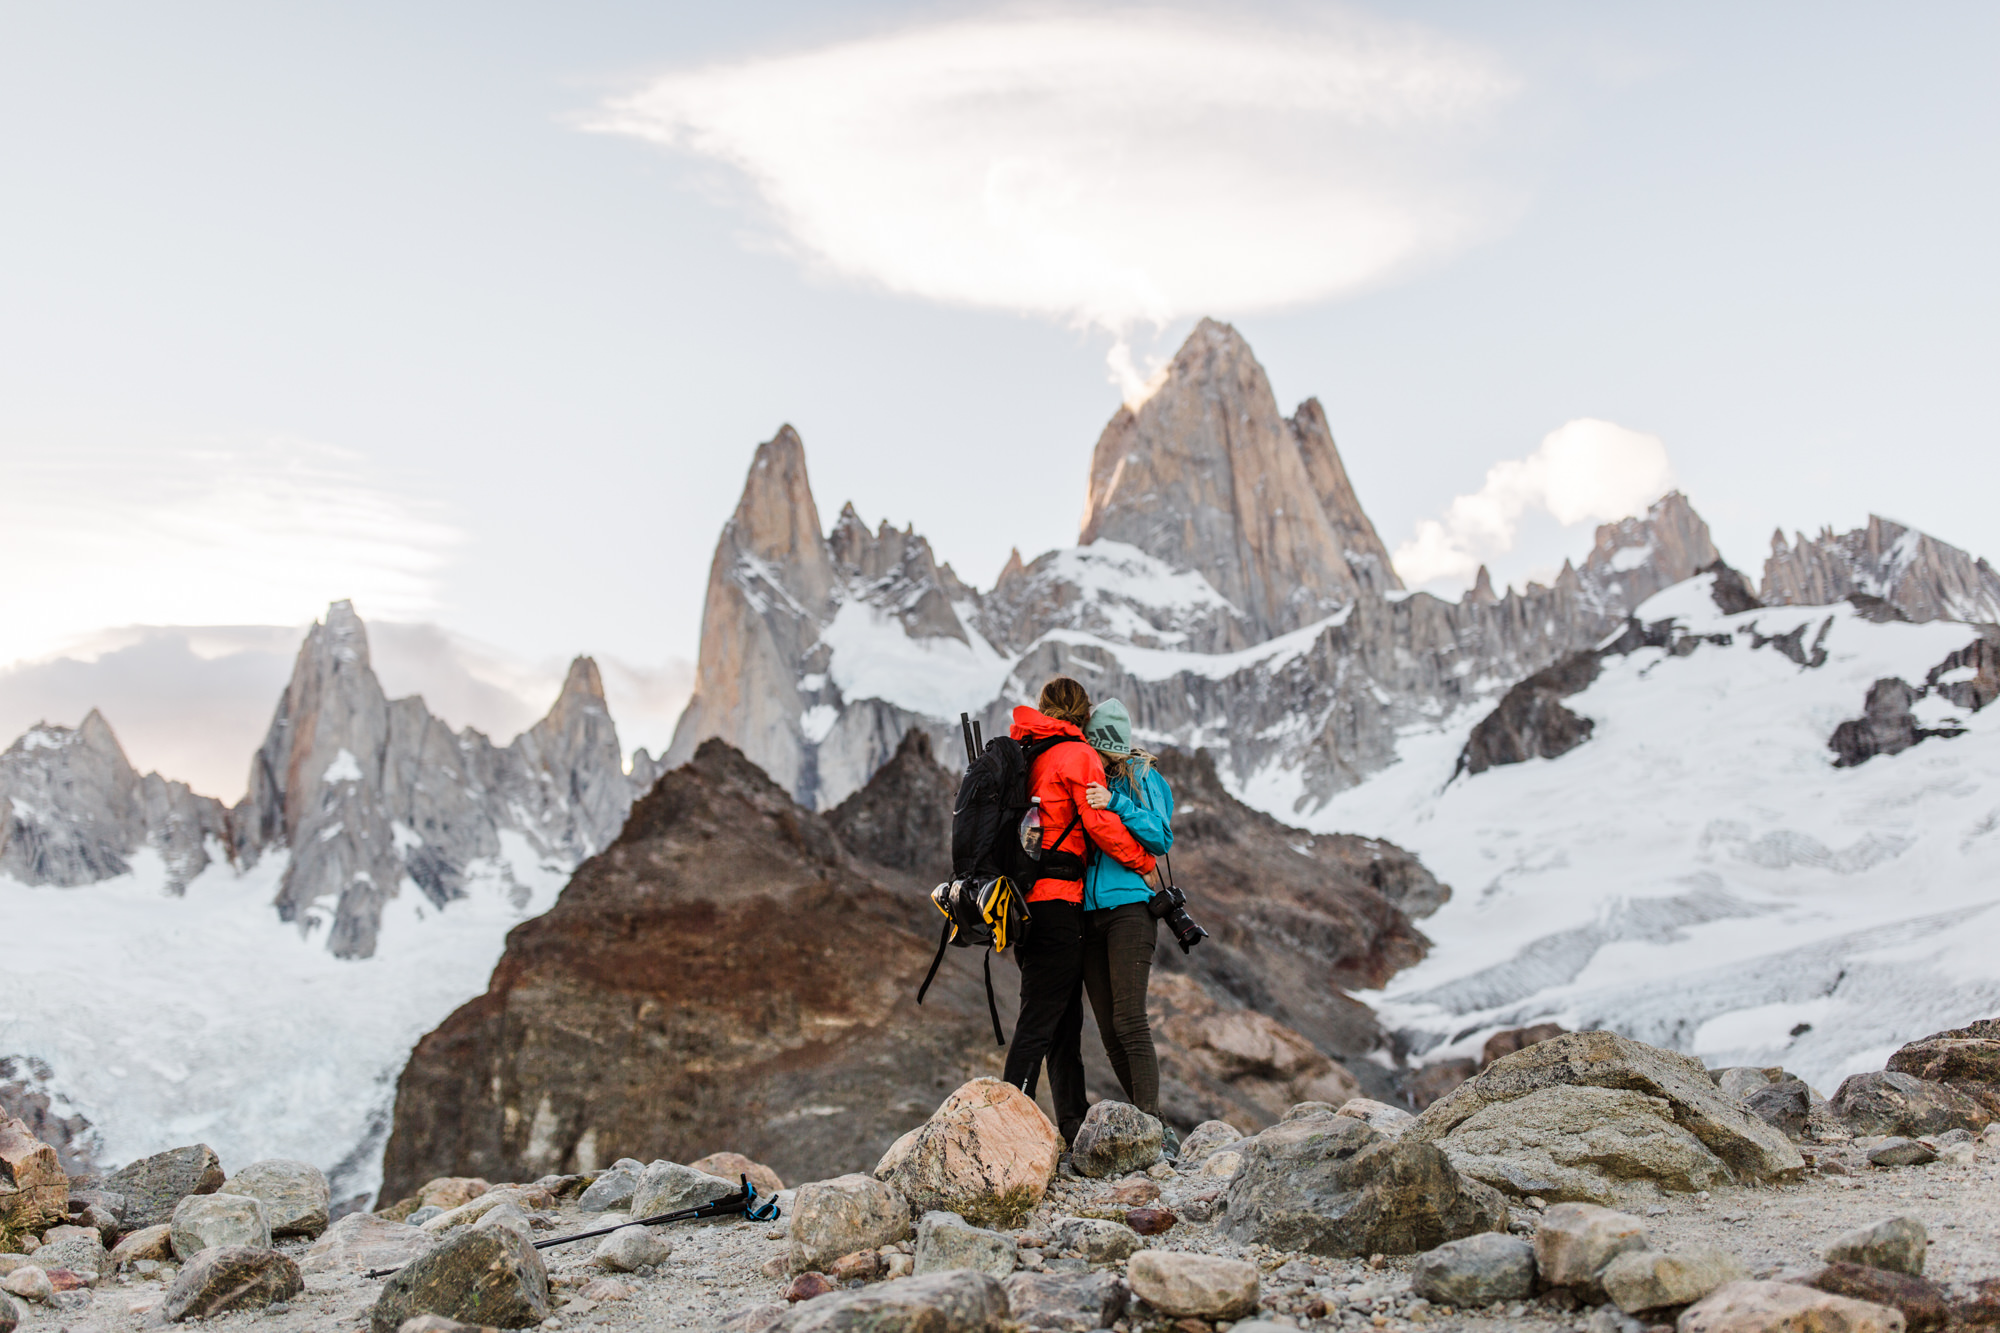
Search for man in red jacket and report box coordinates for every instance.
[1002,678,1157,1144]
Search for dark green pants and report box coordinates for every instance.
[1082,902,1160,1119]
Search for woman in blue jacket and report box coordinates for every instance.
[1078,697,1179,1159]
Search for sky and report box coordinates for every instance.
[4,2,1997,798]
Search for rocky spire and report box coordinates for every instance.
[233,602,650,958]
[1078,318,1387,641]
[731,424,836,611]
[242,601,405,958]
[665,428,839,798]
[1289,397,1404,596]
[509,657,633,854]
[1761,515,2000,623]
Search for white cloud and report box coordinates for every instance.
[1394,418,1675,586]
[0,438,460,668]
[588,7,1521,395]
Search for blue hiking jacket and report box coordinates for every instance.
[1083,764,1175,911]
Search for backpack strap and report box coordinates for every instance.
[916,916,952,1007]
[1038,807,1088,880]
[982,950,1005,1046]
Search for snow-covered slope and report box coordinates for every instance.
[0,838,567,1205]
[1301,574,2000,1096]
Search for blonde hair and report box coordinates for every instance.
[1037,676,1091,728]
[1101,748,1154,788]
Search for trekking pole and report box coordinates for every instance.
[960,712,978,764]
[363,1176,780,1279]
[971,719,983,752]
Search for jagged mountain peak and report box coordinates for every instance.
[1762,514,2000,624]
[1079,317,1394,641]
[1,705,227,893]
[728,425,834,606]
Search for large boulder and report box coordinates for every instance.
[688,1153,785,1197]
[628,1162,735,1220]
[1746,1081,1815,1140]
[224,1159,331,1238]
[105,1144,225,1230]
[28,1227,109,1283]
[1825,1218,1926,1277]
[1831,1072,1990,1138]
[913,1211,1015,1278]
[1176,1121,1242,1165]
[416,1178,491,1211]
[788,1174,912,1274]
[1068,1102,1161,1179]
[369,1225,551,1333]
[1807,1266,1949,1333]
[1410,1233,1537,1306]
[1438,1085,1734,1202]
[1678,1279,1905,1333]
[170,1192,271,1259]
[420,1186,553,1235]
[1602,1247,1746,1313]
[769,1270,1008,1333]
[0,1118,66,1247]
[1534,1204,1650,1299]
[1049,1216,1142,1265]
[110,1224,174,1267]
[1126,1251,1259,1320]
[304,1213,437,1274]
[874,1079,1061,1229]
[1217,1112,1507,1256]
[1004,1272,1127,1332]
[575,1161,642,1213]
[1409,1031,1803,1190]
[1884,1019,2000,1092]
[593,1225,670,1273]
[159,1245,302,1322]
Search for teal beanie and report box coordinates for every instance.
[1085,698,1134,756]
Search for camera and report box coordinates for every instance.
[1147,883,1209,954]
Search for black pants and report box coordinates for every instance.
[1001,897,1089,1143]
[1083,903,1161,1119]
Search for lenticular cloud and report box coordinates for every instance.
[588,9,1520,379]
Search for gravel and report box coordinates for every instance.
[17,1134,2000,1333]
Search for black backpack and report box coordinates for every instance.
[917,717,1087,1044]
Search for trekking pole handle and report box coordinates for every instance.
[960,712,977,764]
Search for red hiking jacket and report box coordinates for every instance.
[1010,705,1157,904]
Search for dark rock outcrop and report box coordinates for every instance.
[1829,679,1962,767]
[1829,1070,1991,1137]
[1455,654,1600,777]
[379,736,1448,1195]
[1703,560,1763,615]
[1807,1264,1950,1333]
[378,739,1005,1196]
[1926,638,2000,713]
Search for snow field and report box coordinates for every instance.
[0,835,571,1204]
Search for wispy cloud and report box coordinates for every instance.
[589,7,1521,394]
[0,439,460,667]
[1393,419,1675,586]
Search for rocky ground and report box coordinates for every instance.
[6,1124,1997,1333]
